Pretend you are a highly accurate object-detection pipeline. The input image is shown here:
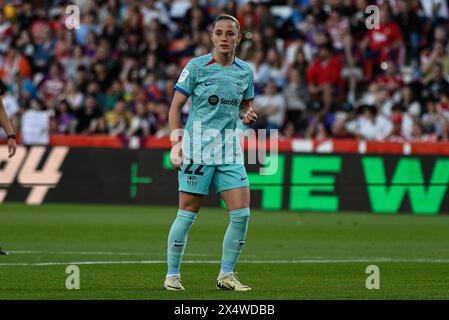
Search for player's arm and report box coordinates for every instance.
[239,99,257,125]
[0,94,17,158]
[169,60,196,170]
[169,90,188,170]
[240,70,257,125]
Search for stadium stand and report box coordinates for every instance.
[0,0,449,145]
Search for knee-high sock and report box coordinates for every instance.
[167,209,196,276]
[221,207,250,273]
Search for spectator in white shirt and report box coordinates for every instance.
[253,80,287,134]
[356,104,392,141]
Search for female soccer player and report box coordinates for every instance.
[0,81,16,256]
[0,83,17,158]
[165,14,257,291]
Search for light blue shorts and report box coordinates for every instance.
[178,162,249,195]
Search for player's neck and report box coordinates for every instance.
[212,50,234,67]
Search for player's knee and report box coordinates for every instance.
[179,203,200,213]
[179,197,201,212]
[229,207,250,218]
[229,208,250,231]
[227,191,250,210]
[179,192,202,212]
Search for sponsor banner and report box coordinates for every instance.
[1,146,448,214]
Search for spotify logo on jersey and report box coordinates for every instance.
[208,95,219,105]
[208,95,239,106]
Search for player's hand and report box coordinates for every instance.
[243,107,257,125]
[8,138,16,158]
[170,143,183,171]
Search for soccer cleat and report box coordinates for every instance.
[163,275,185,291]
[0,247,8,255]
[216,272,252,291]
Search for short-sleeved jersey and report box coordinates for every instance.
[175,53,254,165]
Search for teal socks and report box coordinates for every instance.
[221,207,250,273]
[167,209,196,276]
[167,207,250,276]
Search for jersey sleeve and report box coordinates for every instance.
[242,70,254,102]
[174,60,197,97]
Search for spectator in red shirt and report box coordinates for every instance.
[372,60,404,96]
[306,43,343,114]
[361,6,403,78]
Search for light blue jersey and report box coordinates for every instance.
[175,52,254,165]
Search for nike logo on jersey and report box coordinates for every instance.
[205,81,214,86]
[240,177,247,181]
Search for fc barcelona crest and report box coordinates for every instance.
[187,175,197,186]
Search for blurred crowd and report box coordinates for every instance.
[1,0,449,144]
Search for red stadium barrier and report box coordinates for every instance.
[2,135,449,155]
[50,135,124,148]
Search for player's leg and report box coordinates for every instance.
[164,163,213,290]
[166,192,202,283]
[213,164,252,291]
[219,187,250,273]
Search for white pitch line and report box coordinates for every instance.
[1,258,449,267]
[7,251,213,257]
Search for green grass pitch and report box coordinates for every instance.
[1,203,449,299]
